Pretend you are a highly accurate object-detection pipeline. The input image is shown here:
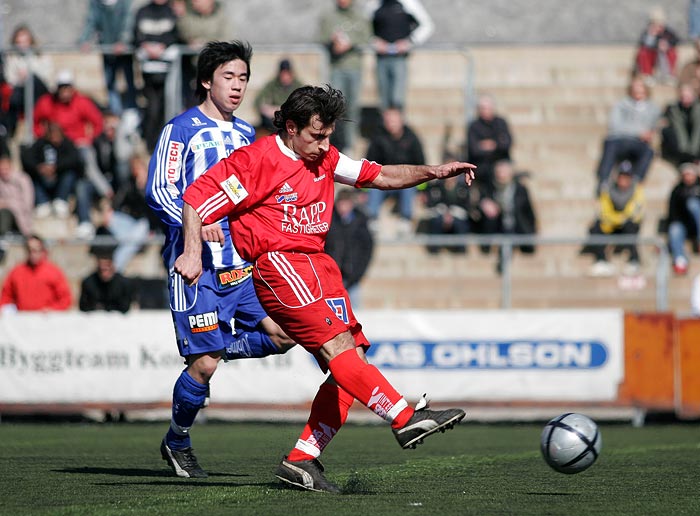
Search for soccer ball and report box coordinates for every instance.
[540,413,602,474]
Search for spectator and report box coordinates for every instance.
[3,24,53,137]
[691,0,700,41]
[661,83,700,168]
[319,0,371,154]
[584,162,645,277]
[93,111,128,193]
[680,38,700,97]
[635,6,679,83]
[474,159,536,272]
[133,0,180,151]
[79,247,133,313]
[421,173,471,254]
[365,106,425,235]
[77,0,138,115]
[33,70,111,238]
[594,75,660,194]
[325,188,374,308]
[465,94,513,186]
[667,162,700,276]
[99,151,159,273]
[0,234,72,312]
[0,148,34,236]
[21,122,82,219]
[254,58,303,134]
[174,0,229,108]
[367,0,434,110]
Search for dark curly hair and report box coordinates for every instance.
[273,84,346,133]
[195,40,253,103]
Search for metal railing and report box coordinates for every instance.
[0,232,672,311]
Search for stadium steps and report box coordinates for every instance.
[16,45,695,313]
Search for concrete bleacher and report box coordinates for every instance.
[359,44,694,313]
[4,44,695,314]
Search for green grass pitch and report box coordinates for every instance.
[2,420,699,515]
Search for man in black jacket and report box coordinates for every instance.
[667,162,700,275]
[466,94,513,187]
[365,106,425,235]
[79,246,134,313]
[325,189,374,308]
[475,159,537,272]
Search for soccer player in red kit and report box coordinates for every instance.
[176,85,476,493]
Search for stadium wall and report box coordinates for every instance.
[0,310,698,421]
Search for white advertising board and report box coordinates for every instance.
[0,309,624,404]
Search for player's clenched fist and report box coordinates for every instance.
[174,253,203,286]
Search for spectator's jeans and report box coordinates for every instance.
[427,215,469,254]
[367,187,415,221]
[669,197,700,261]
[691,0,700,40]
[595,137,654,191]
[330,67,363,152]
[32,170,79,206]
[636,46,678,76]
[108,211,150,273]
[103,54,137,114]
[75,178,97,224]
[375,54,408,110]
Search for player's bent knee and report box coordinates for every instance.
[186,352,222,383]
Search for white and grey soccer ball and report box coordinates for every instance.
[540,413,602,474]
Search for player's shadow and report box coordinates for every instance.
[54,466,249,479]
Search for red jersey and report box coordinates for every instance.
[183,135,382,262]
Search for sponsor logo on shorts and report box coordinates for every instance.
[216,265,253,289]
[188,311,219,333]
[326,297,349,324]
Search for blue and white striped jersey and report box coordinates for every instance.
[146,106,255,269]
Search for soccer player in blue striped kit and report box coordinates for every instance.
[146,41,295,478]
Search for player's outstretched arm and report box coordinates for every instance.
[174,203,204,285]
[369,161,476,190]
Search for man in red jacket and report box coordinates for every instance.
[33,70,111,239]
[0,234,72,312]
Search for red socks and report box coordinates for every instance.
[328,348,413,429]
[287,382,354,462]
[287,349,415,462]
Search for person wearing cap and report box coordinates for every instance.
[635,6,679,82]
[585,161,645,277]
[254,58,303,133]
[666,162,700,276]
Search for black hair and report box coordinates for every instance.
[273,84,346,133]
[195,40,253,103]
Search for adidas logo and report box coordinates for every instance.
[278,182,293,193]
[223,135,233,145]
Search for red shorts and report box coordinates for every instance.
[253,251,369,357]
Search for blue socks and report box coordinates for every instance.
[224,329,280,360]
[165,369,208,451]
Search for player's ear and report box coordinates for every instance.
[285,119,297,136]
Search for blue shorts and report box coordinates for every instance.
[169,265,268,357]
